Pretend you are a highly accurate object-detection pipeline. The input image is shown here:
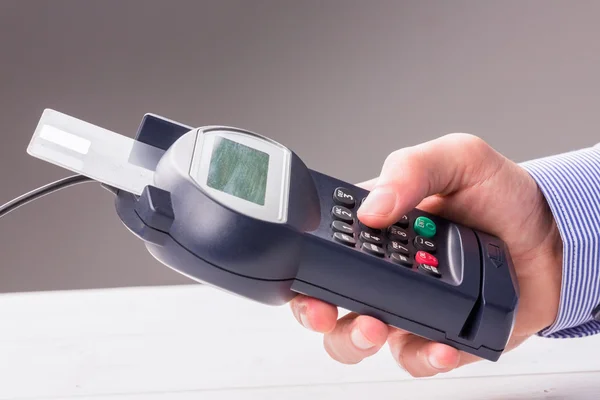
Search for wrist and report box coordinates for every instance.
[520,145,600,338]
[536,205,563,331]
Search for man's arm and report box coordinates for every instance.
[520,144,600,338]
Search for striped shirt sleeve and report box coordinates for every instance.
[519,144,600,338]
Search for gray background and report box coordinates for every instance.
[0,0,598,293]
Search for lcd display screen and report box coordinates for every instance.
[206,137,270,205]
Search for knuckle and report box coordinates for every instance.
[396,358,432,378]
[382,148,404,168]
[444,132,490,152]
[396,357,418,377]
[383,146,421,165]
[323,337,361,365]
[441,133,499,182]
[323,342,342,362]
[465,135,491,154]
[382,146,426,178]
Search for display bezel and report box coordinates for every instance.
[189,127,291,223]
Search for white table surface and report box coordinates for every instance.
[0,284,598,399]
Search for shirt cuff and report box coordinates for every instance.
[519,144,600,338]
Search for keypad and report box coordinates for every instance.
[329,186,442,278]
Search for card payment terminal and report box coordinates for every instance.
[21,109,519,362]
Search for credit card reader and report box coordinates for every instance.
[24,109,519,362]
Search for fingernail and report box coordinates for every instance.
[360,186,397,216]
[294,303,314,331]
[299,310,314,331]
[428,354,446,370]
[351,326,375,350]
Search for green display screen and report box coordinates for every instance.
[206,137,270,205]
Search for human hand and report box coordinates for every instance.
[290,133,563,377]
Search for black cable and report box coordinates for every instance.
[0,175,94,218]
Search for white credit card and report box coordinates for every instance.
[27,109,166,196]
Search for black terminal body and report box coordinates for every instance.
[114,114,519,362]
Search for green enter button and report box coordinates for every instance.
[414,216,436,238]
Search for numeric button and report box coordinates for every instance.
[332,205,354,223]
[332,220,354,235]
[389,241,410,256]
[333,232,356,247]
[333,187,356,208]
[391,253,413,268]
[361,242,385,257]
[359,222,381,234]
[360,231,384,244]
[414,236,436,253]
[394,215,409,228]
[418,263,441,278]
[388,226,408,243]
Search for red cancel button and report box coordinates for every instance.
[416,251,438,267]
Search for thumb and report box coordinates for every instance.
[357,133,504,228]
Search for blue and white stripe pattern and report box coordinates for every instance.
[520,144,600,338]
